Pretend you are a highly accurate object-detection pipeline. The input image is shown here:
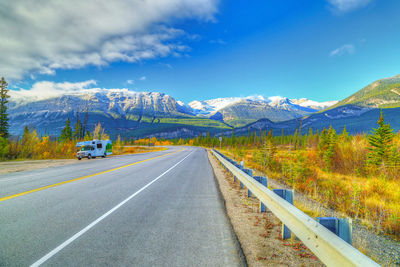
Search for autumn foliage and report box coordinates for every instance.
[185,118,400,238]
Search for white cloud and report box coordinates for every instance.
[327,0,372,13]
[139,76,147,81]
[0,0,218,80]
[10,80,97,101]
[330,44,355,57]
[126,80,135,85]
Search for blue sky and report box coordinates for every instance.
[2,0,400,103]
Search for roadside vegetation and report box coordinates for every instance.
[0,77,170,161]
[0,122,170,161]
[185,113,400,239]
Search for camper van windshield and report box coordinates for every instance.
[81,146,93,151]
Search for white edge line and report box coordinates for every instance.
[30,150,193,267]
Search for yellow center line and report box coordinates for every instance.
[0,148,185,202]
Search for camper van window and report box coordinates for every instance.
[97,143,102,149]
[81,146,93,151]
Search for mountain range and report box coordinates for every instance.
[7,73,400,138]
[8,87,337,138]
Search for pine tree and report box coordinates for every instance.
[0,77,10,138]
[60,118,73,142]
[367,112,394,166]
[73,118,82,140]
[340,126,350,142]
[318,128,328,151]
[323,126,338,170]
[256,130,276,170]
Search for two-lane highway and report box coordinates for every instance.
[0,147,244,266]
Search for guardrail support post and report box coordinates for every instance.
[273,189,294,239]
[243,169,253,197]
[316,217,353,245]
[254,176,268,212]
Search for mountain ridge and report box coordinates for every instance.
[8,87,337,137]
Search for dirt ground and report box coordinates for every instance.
[0,159,80,175]
[207,150,324,267]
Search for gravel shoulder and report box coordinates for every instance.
[0,159,80,175]
[207,150,324,267]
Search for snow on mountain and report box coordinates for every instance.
[291,98,339,110]
[188,97,242,115]
[188,95,336,115]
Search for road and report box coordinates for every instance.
[0,147,244,266]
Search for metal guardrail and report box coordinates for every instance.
[211,149,379,267]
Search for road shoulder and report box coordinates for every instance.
[207,149,324,267]
[0,159,79,175]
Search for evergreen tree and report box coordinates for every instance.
[73,118,82,140]
[318,128,328,151]
[0,77,10,138]
[22,126,30,141]
[60,118,73,142]
[323,126,338,170]
[367,112,394,166]
[340,126,350,142]
[256,130,276,170]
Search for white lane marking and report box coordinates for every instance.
[30,150,193,267]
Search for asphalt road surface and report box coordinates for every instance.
[0,147,244,266]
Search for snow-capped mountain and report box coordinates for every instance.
[8,88,195,137]
[188,97,241,115]
[290,98,339,111]
[186,96,337,126]
[8,86,338,137]
[188,96,337,115]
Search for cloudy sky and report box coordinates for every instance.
[2,0,400,102]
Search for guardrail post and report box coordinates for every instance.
[243,169,253,197]
[316,217,353,245]
[254,176,268,212]
[273,189,294,239]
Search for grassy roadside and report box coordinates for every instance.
[220,146,400,240]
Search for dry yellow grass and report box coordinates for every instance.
[221,146,400,239]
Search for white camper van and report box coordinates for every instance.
[76,140,112,160]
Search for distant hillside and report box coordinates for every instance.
[331,74,400,109]
[229,105,400,136]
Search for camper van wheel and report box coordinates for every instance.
[78,157,82,160]
[102,153,106,158]
[87,154,91,159]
